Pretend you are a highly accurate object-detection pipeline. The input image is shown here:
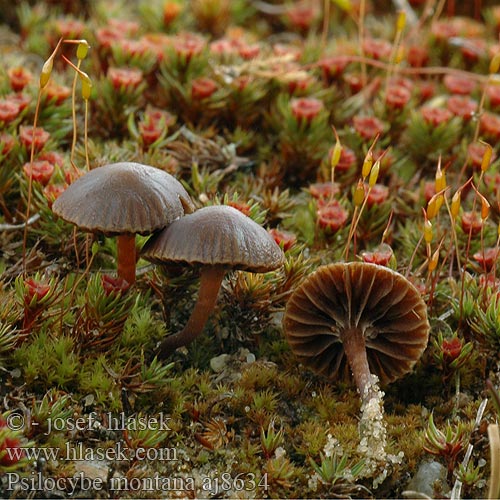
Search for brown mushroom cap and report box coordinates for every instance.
[283,262,429,385]
[141,205,284,272]
[52,162,194,235]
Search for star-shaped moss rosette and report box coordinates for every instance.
[93,66,147,137]
[266,94,332,184]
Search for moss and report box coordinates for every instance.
[119,301,167,353]
[292,419,329,460]
[14,331,79,390]
[78,354,122,410]
[1,2,499,497]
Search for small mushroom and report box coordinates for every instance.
[141,205,284,357]
[283,262,429,401]
[52,162,194,284]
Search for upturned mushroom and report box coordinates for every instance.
[52,162,194,285]
[283,262,429,401]
[284,262,429,483]
[141,205,285,357]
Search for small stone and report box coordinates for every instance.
[245,352,256,363]
[72,459,109,482]
[405,460,448,498]
[82,393,95,407]
[210,353,230,373]
[270,311,284,326]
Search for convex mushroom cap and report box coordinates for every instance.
[52,162,194,284]
[52,162,194,235]
[141,204,284,272]
[141,205,285,356]
[283,262,429,389]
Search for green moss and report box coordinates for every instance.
[292,419,329,459]
[14,331,79,390]
[79,355,122,409]
[120,301,167,353]
[1,2,499,498]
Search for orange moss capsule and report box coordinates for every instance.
[490,53,500,74]
[435,163,446,193]
[428,248,439,272]
[427,196,438,220]
[436,194,444,211]
[481,197,490,220]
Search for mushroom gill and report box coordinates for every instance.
[284,262,429,391]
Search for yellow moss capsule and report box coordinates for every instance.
[427,197,438,220]
[353,180,365,207]
[424,219,433,244]
[331,140,342,170]
[331,0,352,12]
[428,248,439,272]
[435,193,444,212]
[490,53,500,74]
[451,190,461,219]
[435,164,446,193]
[480,141,493,173]
[39,57,54,89]
[395,46,405,64]
[396,11,406,33]
[82,81,92,101]
[361,152,373,179]
[76,40,90,60]
[368,160,380,188]
[80,73,92,100]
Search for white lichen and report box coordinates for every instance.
[323,432,342,458]
[357,374,404,488]
[307,472,320,492]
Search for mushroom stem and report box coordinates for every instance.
[157,265,226,357]
[117,234,136,285]
[340,327,376,403]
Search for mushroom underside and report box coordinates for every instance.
[283,262,429,385]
